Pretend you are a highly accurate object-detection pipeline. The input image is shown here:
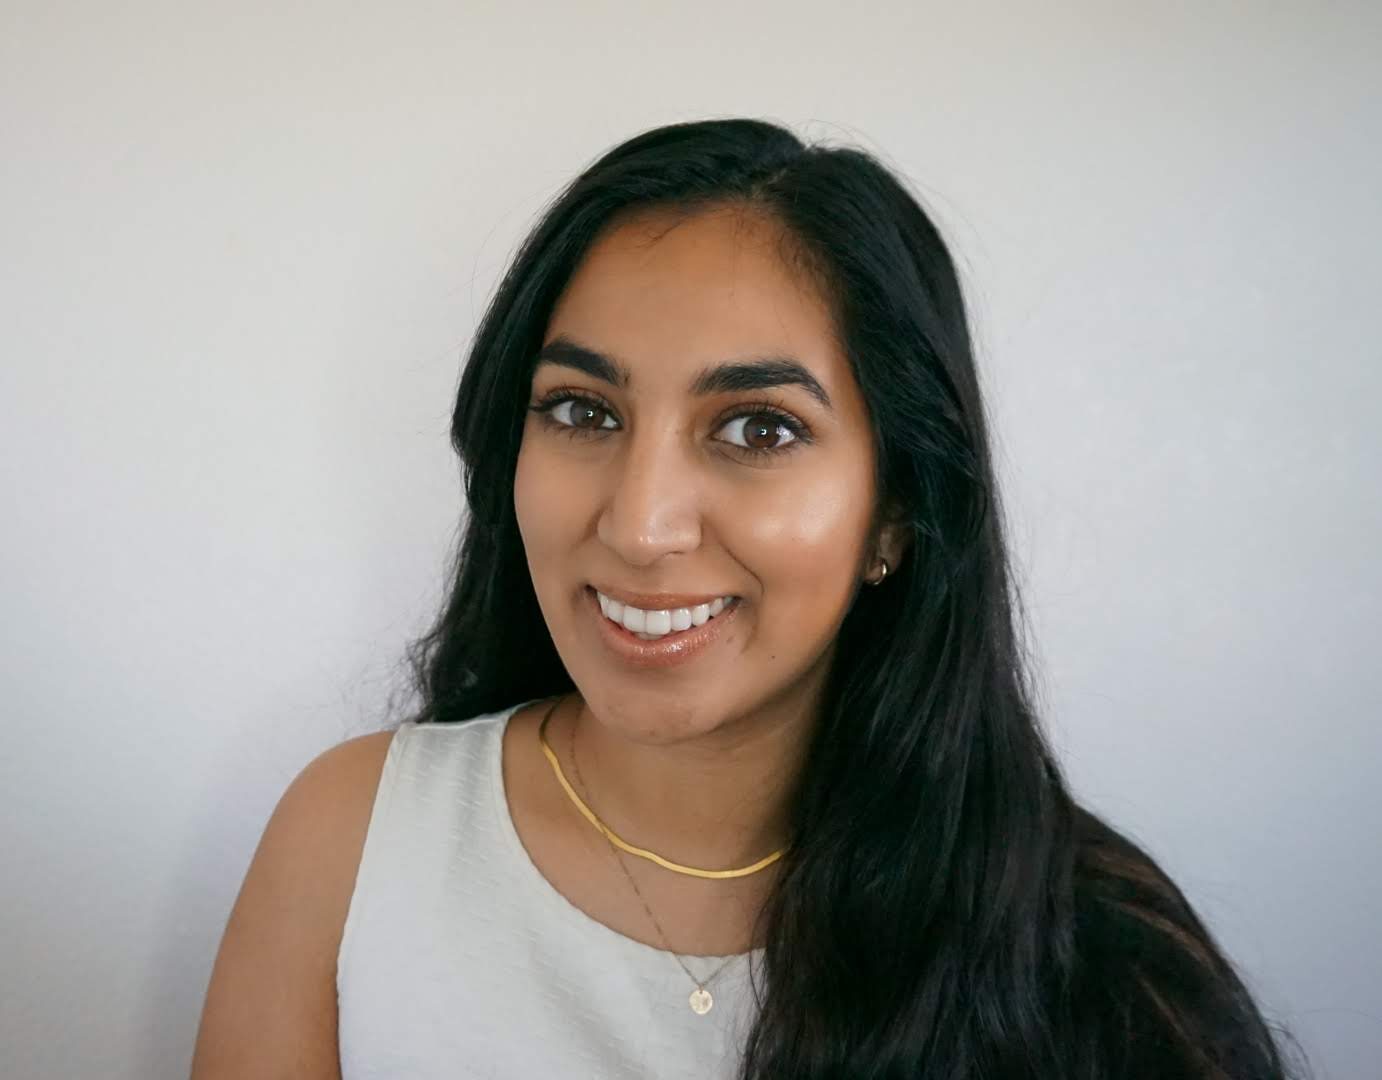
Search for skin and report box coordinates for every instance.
[506,203,908,956]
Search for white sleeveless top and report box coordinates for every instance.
[336,696,765,1079]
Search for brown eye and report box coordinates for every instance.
[544,397,618,432]
[745,416,783,450]
[570,401,610,429]
[718,413,799,453]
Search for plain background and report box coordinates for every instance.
[2,2,1378,1076]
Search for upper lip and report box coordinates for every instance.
[589,583,739,611]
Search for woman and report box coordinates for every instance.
[192,118,1305,1078]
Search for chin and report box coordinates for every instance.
[580,684,730,743]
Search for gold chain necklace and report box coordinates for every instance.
[537,696,779,1015]
[536,699,785,880]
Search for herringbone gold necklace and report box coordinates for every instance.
[537,699,785,880]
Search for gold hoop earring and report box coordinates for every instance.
[868,558,889,586]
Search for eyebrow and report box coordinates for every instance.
[534,335,834,412]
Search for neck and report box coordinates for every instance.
[549,683,822,875]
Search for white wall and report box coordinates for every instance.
[2,2,1377,1076]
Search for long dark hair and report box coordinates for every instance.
[403,118,1307,1078]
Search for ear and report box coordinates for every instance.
[869,498,911,576]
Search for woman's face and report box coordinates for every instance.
[514,205,896,742]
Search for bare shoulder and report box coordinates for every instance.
[267,730,397,847]
[190,729,397,1080]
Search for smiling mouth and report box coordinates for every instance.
[590,587,740,641]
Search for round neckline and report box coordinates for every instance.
[488,696,767,969]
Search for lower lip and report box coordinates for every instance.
[586,586,741,669]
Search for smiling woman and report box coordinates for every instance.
[191,118,1306,1079]
[515,205,895,710]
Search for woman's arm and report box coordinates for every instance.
[189,731,394,1079]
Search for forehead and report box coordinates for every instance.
[542,206,848,389]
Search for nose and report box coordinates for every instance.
[596,423,702,567]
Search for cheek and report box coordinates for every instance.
[732,467,872,611]
[513,434,568,560]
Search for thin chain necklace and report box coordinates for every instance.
[540,696,765,1015]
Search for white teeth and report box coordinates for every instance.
[596,590,736,640]
[644,609,672,635]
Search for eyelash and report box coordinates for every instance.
[526,389,813,460]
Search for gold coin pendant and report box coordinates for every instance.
[688,988,713,1015]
